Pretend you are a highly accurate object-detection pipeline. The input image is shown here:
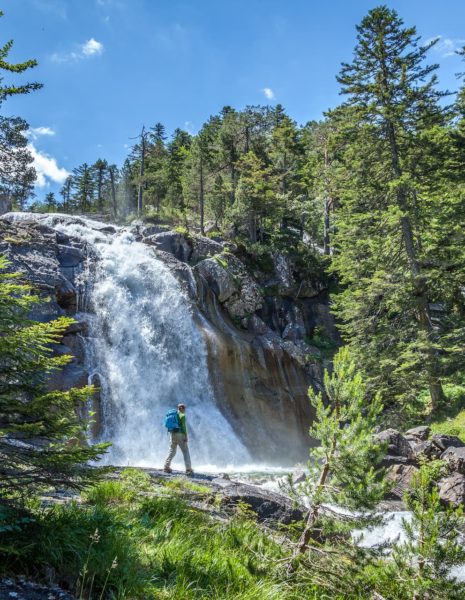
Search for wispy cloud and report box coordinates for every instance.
[29,126,56,139]
[262,87,275,100]
[184,121,196,135]
[51,38,104,63]
[28,143,70,187]
[427,36,465,57]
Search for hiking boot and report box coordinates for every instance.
[186,469,194,476]
[163,467,172,474]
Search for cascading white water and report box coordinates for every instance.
[9,213,250,470]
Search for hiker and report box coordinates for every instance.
[163,403,193,475]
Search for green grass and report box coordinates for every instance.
[0,472,302,599]
[425,383,465,441]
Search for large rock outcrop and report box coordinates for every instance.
[376,426,465,506]
[0,214,335,464]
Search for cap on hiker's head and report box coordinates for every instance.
[178,403,186,409]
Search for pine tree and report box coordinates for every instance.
[332,6,449,411]
[0,257,108,503]
[71,163,95,213]
[389,463,465,599]
[0,10,42,104]
[92,158,109,213]
[288,347,387,570]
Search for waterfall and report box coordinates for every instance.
[13,214,251,470]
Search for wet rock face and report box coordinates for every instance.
[0,214,91,406]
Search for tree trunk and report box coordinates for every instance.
[323,147,332,255]
[109,167,117,219]
[287,461,330,574]
[137,126,146,216]
[386,120,445,409]
[199,155,205,235]
[97,168,103,212]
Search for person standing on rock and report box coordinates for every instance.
[164,403,193,475]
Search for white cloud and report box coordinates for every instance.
[262,87,275,100]
[51,38,104,63]
[82,38,104,57]
[28,143,70,188]
[427,36,465,57]
[29,126,56,139]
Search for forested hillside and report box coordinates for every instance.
[23,6,465,421]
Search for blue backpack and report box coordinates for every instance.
[164,409,180,432]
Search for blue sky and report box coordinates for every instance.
[2,0,465,199]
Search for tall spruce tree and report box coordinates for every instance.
[332,6,449,412]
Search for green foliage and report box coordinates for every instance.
[391,463,465,598]
[0,256,109,504]
[328,6,463,414]
[303,347,387,512]
[0,484,299,600]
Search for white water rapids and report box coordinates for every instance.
[10,213,251,470]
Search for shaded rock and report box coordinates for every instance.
[220,482,304,524]
[431,434,465,452]
[153,250,198,300]
[380,455,414,468]
[438,473,465,507]
[386,463,419,500]
[375,429,413,459]
[190,235,224,263]
[441,447,465,475]
[410,440,442,461]
[57,244,84,268]
[56,278,77,311]
[292,279,326,299]
[0,195,12,215]
[144,231,192,262]
[405,425,431,442]
[194,258,238,302]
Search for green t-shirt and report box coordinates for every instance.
[177,411,187,435]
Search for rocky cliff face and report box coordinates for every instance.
[0,214,336,464]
